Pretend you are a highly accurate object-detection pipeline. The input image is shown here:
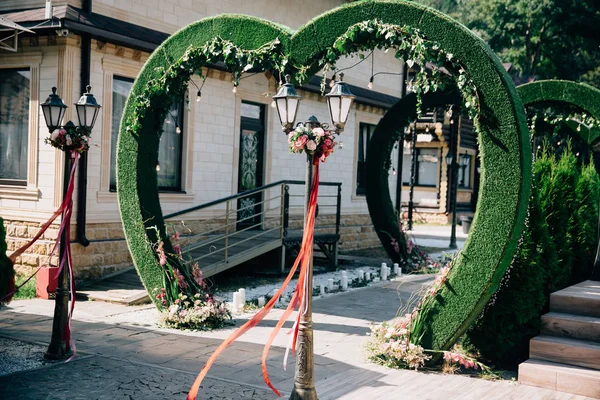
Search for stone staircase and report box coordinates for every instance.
[518,280,600,398]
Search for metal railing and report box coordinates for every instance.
[163,180,342,268]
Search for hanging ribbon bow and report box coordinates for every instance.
[187,164,320,399]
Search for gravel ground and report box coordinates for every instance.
[0,337,49,376]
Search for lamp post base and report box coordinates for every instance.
[289,387,319,400]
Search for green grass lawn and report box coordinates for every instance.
[13,274,37,300]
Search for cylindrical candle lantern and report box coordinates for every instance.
[320,284,326,296]
[341,275,348,290]
[232,292,240,311]
[365,272,371,281]
[238,288,246,305]
[327,278,335,291]
[381,263,388,281]
[258,296,266,307]
[393,263,400,275]
[358,270,365,280]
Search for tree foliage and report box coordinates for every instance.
[467,146,599,366]
[414,0,600,86]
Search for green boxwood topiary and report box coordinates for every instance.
[467,153,552,366]
[118,1,531,355]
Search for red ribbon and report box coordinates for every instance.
[187,164,320,399]
[1,152,79,358]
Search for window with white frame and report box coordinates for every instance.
[0,68,30,185]
[402,147,439,187]
[109,76,184,191]
[459,154,472,188]
[356,122,376,195]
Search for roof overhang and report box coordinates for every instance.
[0,15,35,52]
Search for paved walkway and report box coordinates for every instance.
[0,275,590,400]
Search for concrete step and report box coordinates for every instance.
[550,280,600,318]
[519,359,600,399]
[542,312,600,342]
[530,335,600,370]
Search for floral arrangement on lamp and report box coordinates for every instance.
[45,125,90,154]
[288,125,337,163]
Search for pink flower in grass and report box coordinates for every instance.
[443,351,478,370]
[171,231,181,242]
[156,241,167,266]
[192,263,205,287]
[294,135,308,150]
[175,269,188,289]
[407,240,414,254]
[173,244,182,258]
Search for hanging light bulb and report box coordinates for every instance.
[577,124,581,132]
[450,119,454,125]
[368,76,374,90]
[576,152,580,156]
[166,118,171,124]
[270,100,276,108]
[232,83,238,93]
[196,90,201,103]
[557,141,561,146]
[329,73,336,88]
[175,125,181,134]
[392,167,397,175]
[156,161,161,172]
[425,126,429,133]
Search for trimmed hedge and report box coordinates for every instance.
[468,148,599,365]
[117,16,291,306]
[294,1,531,352]
[118,1,531,356]
[366,90,462,264]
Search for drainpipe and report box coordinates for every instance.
[76,0,92,247]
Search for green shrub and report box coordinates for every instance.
[545,145,579,291]
[467,160,550,366]
[572,161,600,282]
[468,146,599,366]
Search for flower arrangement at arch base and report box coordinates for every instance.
[365,262,493,375]
[150,229,231,331]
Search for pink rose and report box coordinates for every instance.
[306,140,317,151]
[294,135,308,149]
[323,138,333,149]
[313,127,325,136]
[287,133,294,143]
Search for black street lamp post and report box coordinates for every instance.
[273,74,354,400]
[40,85,101,360]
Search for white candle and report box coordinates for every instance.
[327,278,335,291]
[238,288,246,305]
[258,296,266,307]
[341,275,348,290]
[232,292,240,311]
[365,272,371,281]
[358,269,365,280]
[393,263,400,275]
[320,284,325,296]
[381,263,388,281]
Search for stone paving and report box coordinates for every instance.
[0,275,591,399]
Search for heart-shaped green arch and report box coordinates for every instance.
[517,79,600,281]
[117,1,531,352]
[517,80,600,147]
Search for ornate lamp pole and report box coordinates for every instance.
[273,74,354,400]
[40,85,101,359]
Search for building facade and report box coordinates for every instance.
[0,0,476,281]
